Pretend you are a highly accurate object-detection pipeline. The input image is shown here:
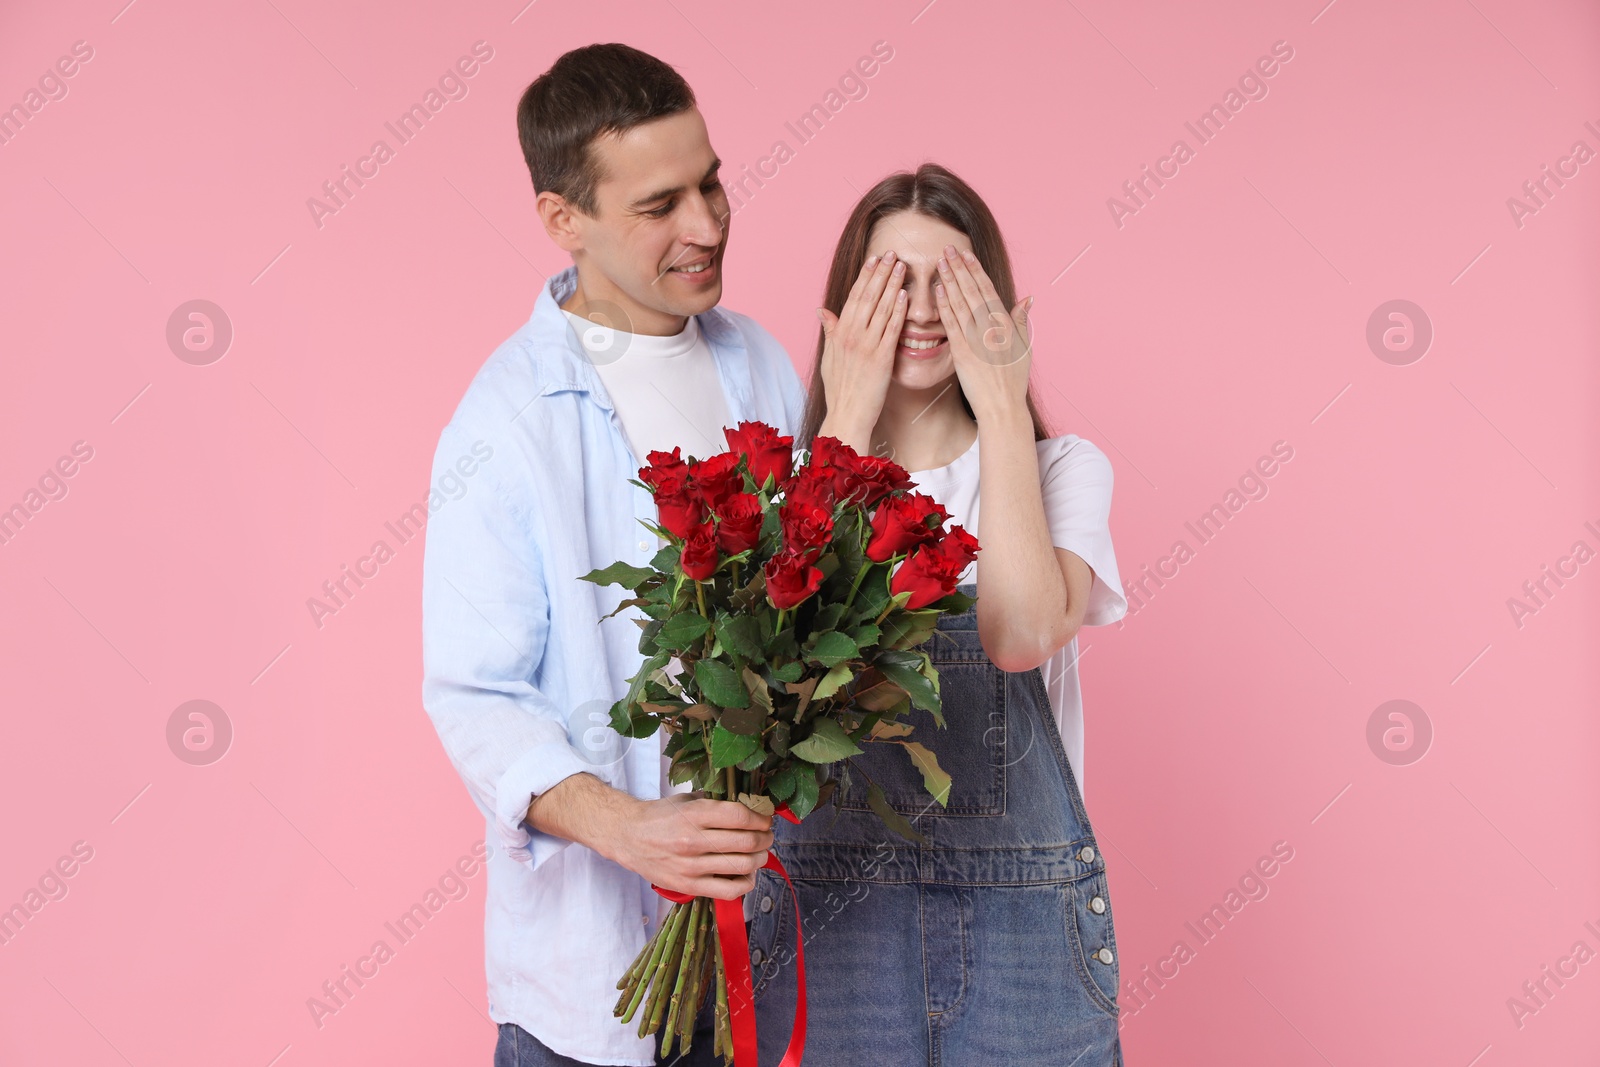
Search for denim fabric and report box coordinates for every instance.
[493,982,722,1067]
[746,585,1125,1065]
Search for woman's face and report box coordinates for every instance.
[862,211,974,394]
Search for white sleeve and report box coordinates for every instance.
[1039,437,1128,627]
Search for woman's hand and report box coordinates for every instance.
[934,245,1034,424]
[816,250,908,452]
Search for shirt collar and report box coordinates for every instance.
[522,265,749,411]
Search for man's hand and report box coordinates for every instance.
[525,774,773,900]
[612,792,774,899]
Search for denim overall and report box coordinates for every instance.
[746,585,1124,1066]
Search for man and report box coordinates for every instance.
[420,43,807,1066]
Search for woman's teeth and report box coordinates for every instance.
[674,262,710,273]
[900,337,943,350]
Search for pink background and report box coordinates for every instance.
[2,0,1597,1063]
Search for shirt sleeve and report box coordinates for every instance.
[1039,436,1128,628]
[421,421,597,870]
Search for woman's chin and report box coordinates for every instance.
[890,361,956,394]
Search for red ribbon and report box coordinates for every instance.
[652,803,806,1067]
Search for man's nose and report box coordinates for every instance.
[680,191,725,249]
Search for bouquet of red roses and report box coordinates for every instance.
[579,420,979,1063]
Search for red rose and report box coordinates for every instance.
[724,421,794,491]
[780,499,834,563]
[782,463,836,513]
[715,492,764,555]
[933,524,981,570]
[654,482,706,540]
[638,448,689,492]
[765,549,824,610]
[681,521,719,580]
[809,436,876,506]
[853,455,915,509]
[889,542,966,610]
[865,492,949,563]
[689,452,744,511]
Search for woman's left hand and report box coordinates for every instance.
[934,245,1034,422]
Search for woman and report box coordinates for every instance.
[747,163,1130,1065]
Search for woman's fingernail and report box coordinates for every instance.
[866,255,879,268]
[815,308,825,321]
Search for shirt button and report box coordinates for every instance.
[638,539,650,551]
[751,947,765,966]
[1090,896,1106,914]
[1096,947,1115,965]
[1078,845,1096,863]
[760,895,774,913]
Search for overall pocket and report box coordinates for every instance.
[834,660,1007,817]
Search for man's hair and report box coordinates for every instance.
[516,43,696,217]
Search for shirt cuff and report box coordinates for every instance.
[494,740,605,871]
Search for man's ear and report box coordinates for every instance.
[536,190,584,253]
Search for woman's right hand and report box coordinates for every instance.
[816,250,907,453]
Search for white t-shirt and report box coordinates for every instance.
[564,308,743,920]
[906,432,1128,798]
[562,309,731,465]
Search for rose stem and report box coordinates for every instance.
[618,910,671,1020]
[623,899,682,1025]
[644,904,691,1038]
[713,930,731,1062]
[663,896,703,1049]
[674,902,705,1052]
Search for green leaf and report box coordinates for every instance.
[694,659,750,708]
[787,764,821,819]
[855,576,890,618]
[650,543,680,572]
[716,615,764,661]
[876,651,940,715]
[812,662,854,701]
[810,602,847,633]
[789,718,864,763]
[769,720,791,759]
[879,609,941,651]
[608,699,658,739]
[736,745,767,771]
[865,780,925,844]
[897,740,951,807]
[770,661,803,684]
[656,612,711,650]
[805,631,859,668]
[636,618,664,656]
[578,561,656,591]
[849,622,882,648]
[766,762,799,802]
[930,589,976,614]
[709,722,759,770]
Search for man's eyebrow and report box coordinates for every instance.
[627,157,722,211]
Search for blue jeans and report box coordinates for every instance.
[494,981,722,1067]
[747,586,1126,1065]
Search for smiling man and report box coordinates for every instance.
[419,43,807,1067]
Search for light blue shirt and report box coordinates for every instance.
[420,265,807,1064]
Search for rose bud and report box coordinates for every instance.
[865,493,948,563]
[724,421,795,491]
[764,549,825,610]
[889,542,965,610]
[680,521,719,580]
[715,492,764,555]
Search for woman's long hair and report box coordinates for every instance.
[797,162,1053,450]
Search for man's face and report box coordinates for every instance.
[565,107,729,335]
